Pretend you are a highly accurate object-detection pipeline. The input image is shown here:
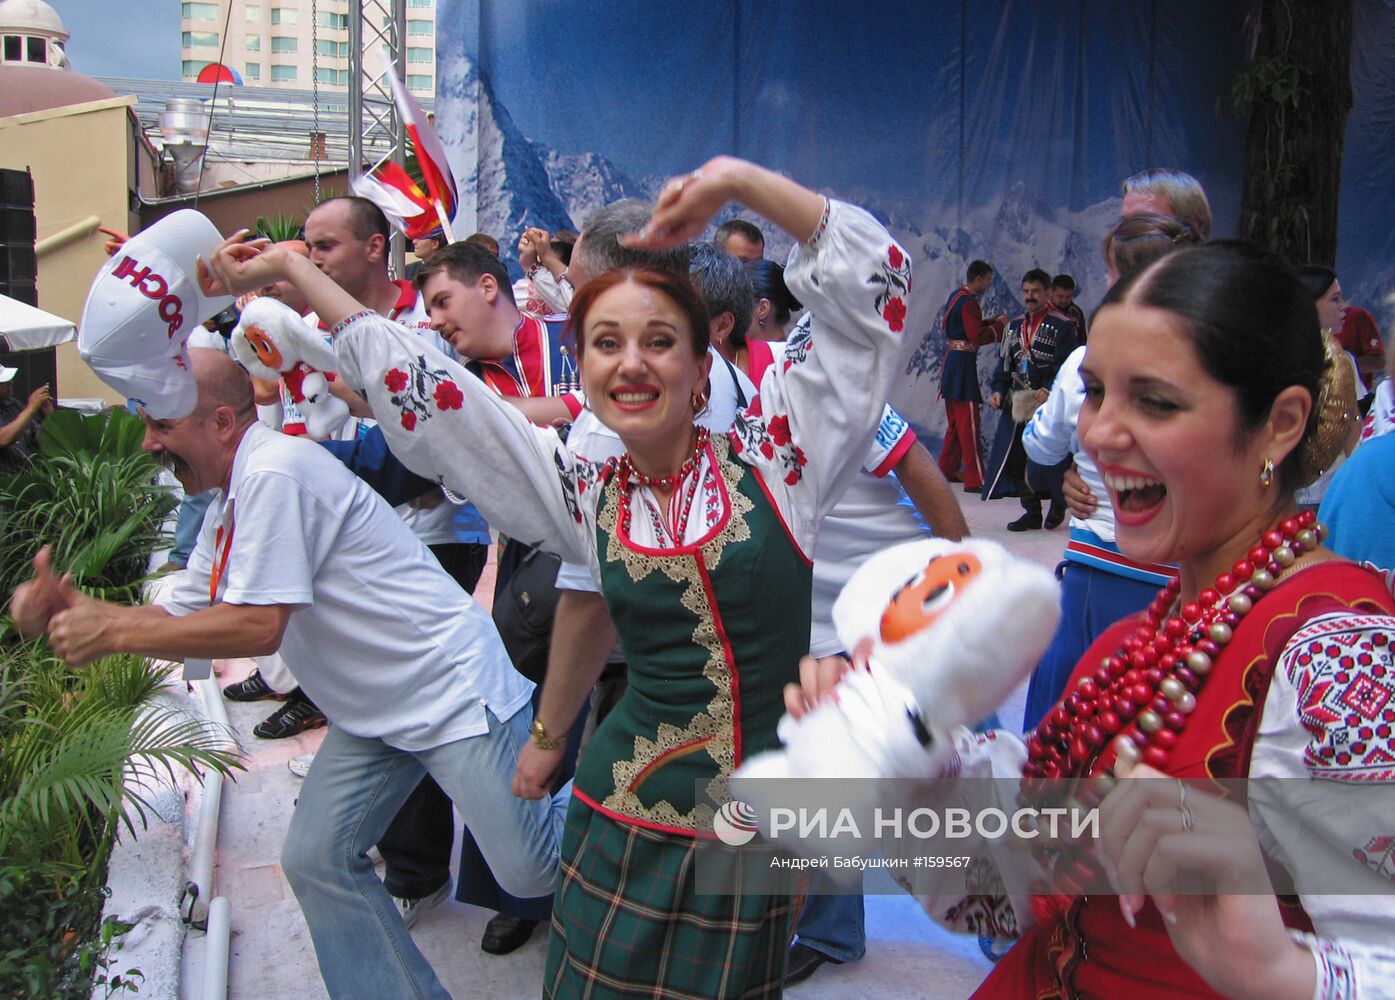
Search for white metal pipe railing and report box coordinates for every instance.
[202,896,231,1000]
[186,668,232,999]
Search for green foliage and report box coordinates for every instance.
[1225,54,1306,115]
[0,646,242,865]
[0,407,240,997]
[0,408,176,605]
[0,865,145,998]
[0,643,240,997]
[254,212,304,243]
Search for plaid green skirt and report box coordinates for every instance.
[544,796,792,999]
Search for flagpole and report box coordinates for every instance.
[435,202,456,244]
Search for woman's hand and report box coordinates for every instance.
[626,156,747,250]
[198,230,277,297]
[512,741,566,800]
[1098,761,1316,1000]
[628,156,827,250]
[97,226,129,257]
[781,638,872,720]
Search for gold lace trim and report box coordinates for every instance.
[598,435,755,829]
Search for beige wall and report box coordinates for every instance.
[0,96,144,404]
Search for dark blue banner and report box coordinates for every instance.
[436,0,1391,433]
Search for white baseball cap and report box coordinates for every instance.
[0,364,16,383]
[78,210,234,418]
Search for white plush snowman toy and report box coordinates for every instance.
[730,538,1059,852]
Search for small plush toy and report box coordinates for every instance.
[731,537,1059,803]
[231,297,350,439]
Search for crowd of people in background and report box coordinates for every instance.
[9,150,1395,1000]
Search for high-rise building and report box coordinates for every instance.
[179,0,436,96]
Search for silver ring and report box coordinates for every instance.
[1179,804,1196,832]
[1177,781,1195,831]
[672,168,703,194]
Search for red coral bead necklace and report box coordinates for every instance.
[1021,510,1326,799]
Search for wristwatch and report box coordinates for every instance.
[530,718,567,751]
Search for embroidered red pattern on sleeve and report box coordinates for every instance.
[387,354,463,431]
[1283,616,1395,783]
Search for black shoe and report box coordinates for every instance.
[1007,512,1043,532]
[222,669,283,703]
[963,484,983,494]
[481,914,537,955]
[1044,504,1066,530]
[252,691,327,739]
[785,943,841,987]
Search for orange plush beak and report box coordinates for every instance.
[879,552,983,643]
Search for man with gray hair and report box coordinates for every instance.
[567,198,693,290]
[1120,167,1213,240]
[687,241,755,357]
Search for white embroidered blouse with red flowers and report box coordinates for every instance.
[325,199,911,575]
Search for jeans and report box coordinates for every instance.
[282,706,568,999]
[169,490,214,566]
[377,542,489,898]
[794,877,866,962]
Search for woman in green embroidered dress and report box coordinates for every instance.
[208,156,912,998]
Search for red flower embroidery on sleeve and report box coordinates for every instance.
[882,296,907,332]
[768,414,791,446]
[401,410,417,431]
[385,368,409,392]
[433,380,464,410]
[759,440,775,459]
[784,469,800,486]
[888,245,904,268]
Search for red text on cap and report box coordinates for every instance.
[113,255,186,339]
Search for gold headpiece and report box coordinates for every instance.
[1297,332,1357,486]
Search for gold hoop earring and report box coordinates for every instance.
[691,389,709,414]
[1259,457,1275,489]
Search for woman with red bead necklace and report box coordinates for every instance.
[793,241,1395,999]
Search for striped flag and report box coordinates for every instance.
[350,161,440,239]
[386,66,457,242]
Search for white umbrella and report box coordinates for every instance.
[0,292,76,351]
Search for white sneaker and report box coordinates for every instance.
[393,882,451,929]
[287,753,315,778]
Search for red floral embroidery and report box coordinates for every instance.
[883,296,907,332]
[759,440,775,459]
[768,414,791,446]
[784,469,800,486]
[433,380,464,410]
[386,355,456,432]
[870,242,911,333]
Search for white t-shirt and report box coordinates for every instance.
[160,422,532,751]
[808,468,928,657]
